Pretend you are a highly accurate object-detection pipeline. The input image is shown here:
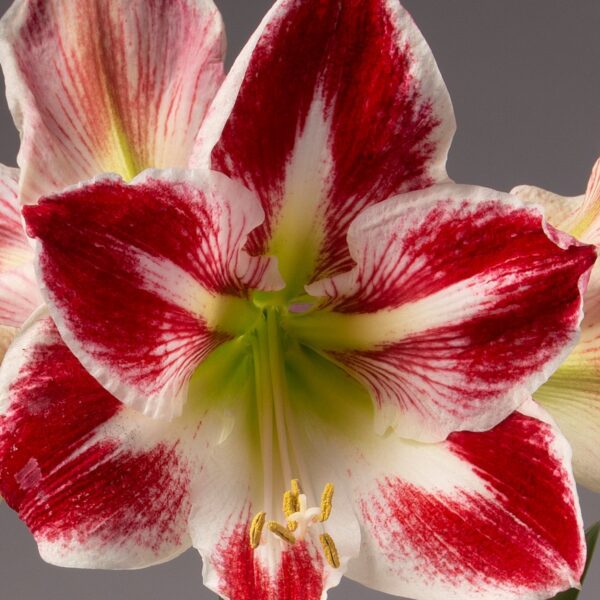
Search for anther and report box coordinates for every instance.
[287,520,298,532]
[249,512,266,549]
[283,490,300,517]
[291,479,302,497]
[319,483,334,522]
[283,489,299,531]
[320,533,341,569]
[268,520,296,545]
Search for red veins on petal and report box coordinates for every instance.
[339,204,594,391]
[6,0,225,201]
[0,319,192,557]
[308,192,597,440]
[214,519,326,600]
[210,0,449,278]
[0,333,120,512]
[332,201,593,314]
[361,413,584,592]
[24,180,228,394]
[25,179,252,296]
[27,441,191,552]
[22,173,271,418]
[448,415,583,577]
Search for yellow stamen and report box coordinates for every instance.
[319,483,334,522]
[283,489,299,531]
[319,533,340,569]
[291,479,302,497]
[268,520,296,545]
[249,512,266,549]
[283,490,299,517]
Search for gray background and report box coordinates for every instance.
[0,1,599,598]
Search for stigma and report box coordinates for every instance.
[249,479,341,569]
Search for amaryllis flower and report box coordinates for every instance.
[513,157,600,493]
[0,1,595,599]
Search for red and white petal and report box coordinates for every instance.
[194,0,455,291]
[0,0,225,204]
[0,311,209,568]
[190,418,360,600]
[23,170,280,420]
[510,171,600,368]
[0,165,40,327]
[295,184,596,441]
[190,348,361,599]
[514,174,600,347]
[310,400,585,600]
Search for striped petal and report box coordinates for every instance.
[514,157,600,491]
[0,165,40,328]
[195,0,455,296]
[23,170,281,419]
[292,184,596,441]
[0,311,209,568]
[184,317,362,599]
[0,0,225,203]
[0,309,360,589]
[191,419,360,600]
[324,400,586,600]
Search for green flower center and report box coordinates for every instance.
[190,289,372,457]
[188,290,373,559]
